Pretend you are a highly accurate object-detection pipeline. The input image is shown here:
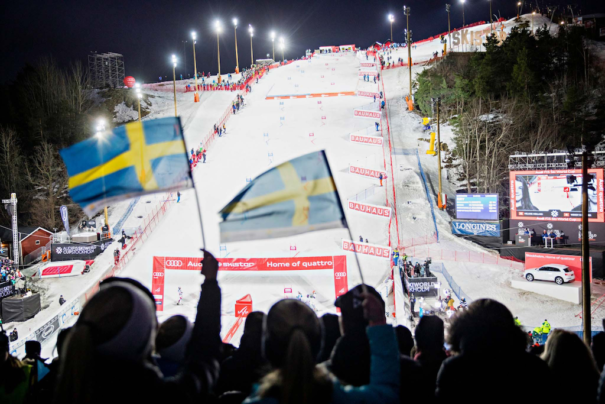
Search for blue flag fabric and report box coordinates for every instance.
[60,117,191,216]
[219,150,347,243]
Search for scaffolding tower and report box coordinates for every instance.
[88,52,125,89]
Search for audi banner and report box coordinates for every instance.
[152,256,348,312]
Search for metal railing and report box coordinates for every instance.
[347,185,378,202]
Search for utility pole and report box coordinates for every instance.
[2,194,18,265]
[581,151,591,345]
[489,0,493,33]
[192,32,199,102]
[404,6,412,98]
[233,19,239,73]
[432,98,444,209]
[446,4,452,53]
[171,55,177,117]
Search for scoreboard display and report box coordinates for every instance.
[455,194,499,221]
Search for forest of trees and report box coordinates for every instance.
[0,59,101,230]
[415,23,605,213]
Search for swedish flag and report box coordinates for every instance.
[219,151,348,242]
[60,117,191,216]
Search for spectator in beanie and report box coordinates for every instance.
[54,250,221,404]
[436,299,554,403]
[154,315,194,378]
[245,291,398,404]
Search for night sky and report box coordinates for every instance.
[1,0,602,84]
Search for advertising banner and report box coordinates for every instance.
[0,280,14,301]
[341,240,391,259]
[349,165,388,180]
[404,276,439,297]
[525,252,592,282]
[350,133,383,146]
[39,264,76,278]
[356,90,380,98]
[34,314,60,344]
[452,220,500,237]
[353,110,381,119]
[358,71,378,77]
[348,201,391,218]
[360,62,376,67]
[51,239,114,262]
[152,256,348,312]
[60,205,70,234]
[510,169,605,223]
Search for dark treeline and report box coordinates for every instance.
[415,23,605,213]
[0,58,99,229]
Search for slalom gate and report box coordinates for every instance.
[151,256,349,312]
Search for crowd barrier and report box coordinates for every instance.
[399,233,438,249]
[402,244,525,269]
[347,185,377,202]
[430,262,473,302]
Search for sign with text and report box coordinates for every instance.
[350,133,383,146]
[405,276,439,297]
[357,90,380,98]
[152,256,348,312]
[349,165,388,180]
[358,71,378,77]
[348,201,391,218]
[354,109,381,119]
[452,220,500,237]
[525,252,591,282]
[341,240,391,259]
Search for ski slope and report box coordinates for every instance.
[119,52,395,343]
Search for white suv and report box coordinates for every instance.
[524,264,575,285]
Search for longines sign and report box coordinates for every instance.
[451,28,508,47]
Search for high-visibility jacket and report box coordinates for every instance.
[533,326,542,336]
[514,318,521,326]
[542,322,551,334]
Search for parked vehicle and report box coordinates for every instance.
[524,264,575,285]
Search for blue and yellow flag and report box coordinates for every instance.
[219,150,347,242]
[60,117,191,216]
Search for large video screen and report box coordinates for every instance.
[510,169,605,222]
[455,194,499,220]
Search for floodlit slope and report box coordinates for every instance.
[119,52,395,339]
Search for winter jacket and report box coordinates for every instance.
[244,325,399,404]
[436,350,554,403]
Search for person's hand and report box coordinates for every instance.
[362,291,386,327]
[200,249,218,280]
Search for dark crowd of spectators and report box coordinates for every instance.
[2,250,605,403]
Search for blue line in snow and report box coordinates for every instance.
[414,149,439,242]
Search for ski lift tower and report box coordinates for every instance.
[88,52,125,89]
[2,193,18,265]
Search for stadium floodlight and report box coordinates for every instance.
[233,19,240,71]
[279,37,285,61]
[191,31,196,41]
[249,25,254,66]
[388,14,395,41]
[215,20,221,33]
[233,18,238,26]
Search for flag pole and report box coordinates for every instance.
[192,185,207,249]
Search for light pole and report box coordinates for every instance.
[461,0,465,27]
[249,25,254,66]
[532,11,535,34]
[95,118,110,229]
[280,37,285,62]
[135,83,142,122]
[388,14,394,42]
[191,31,199,102]
[432,97,443,209]
[233,18,239,73]
[517,1,521,18]
[271,31,276,61]
[446,4,452,53]
[171,55,177,117]
[404,5,412,98]
[489,0,493,32]
[215,20,222,82]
